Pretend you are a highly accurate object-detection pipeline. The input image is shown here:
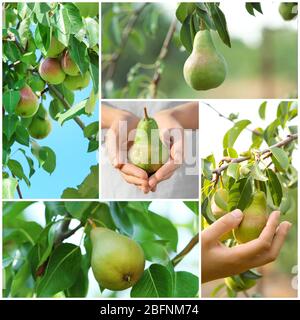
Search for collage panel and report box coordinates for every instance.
[2,2,99,200]
[2,200,199,298]
[101,101,199,199]
[101,2,297,99]
[200,100,298,298]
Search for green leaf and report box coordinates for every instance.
[259,101,267,119]
[10,261,34,297]
[228,177,252,211]
[84,17,99,48]
[251,163,268,181]
[183,201,199,215]
[2,177,18,199]
[7,159,30,186]
[227,163,239,180]
[65,201,92,221]
[180,15,193,53]
[36,243,81,297]
[270,147,289,171]
[131,264,173,297]
[83,121,99,138]
[109,202,134,237]
[3,90,20,114]
[174,271,199,297]
[15,125,30,146]
[3,114,19,140]
[223,120,251,149]
[208,3,231,47]
[266,169,283,207]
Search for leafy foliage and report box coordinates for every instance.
[3,201,199,298]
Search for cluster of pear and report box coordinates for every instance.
[128,108,169,175]
[211,189,268,243]
[183,29,227,91]
[38,39,90,91]
[91,227,145,291]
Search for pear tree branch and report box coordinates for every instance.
[213,134,298,180]
[103,3,149,82]
[203,102,262,136]
[150,18,178,98]
[172,233,199,267]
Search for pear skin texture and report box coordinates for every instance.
[211,188,232,241]
[128,109,169,174]
[183,30,227,90]
[91,228,145,291]
[46,37,65,58]
[64,72,90,91]
[15,85,39,118]
[61,51,80,76]
[28,117,52,139]
[279,3,298,20]
[39,58,66,85]
[234,191,268,244]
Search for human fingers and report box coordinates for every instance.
[202,210,244,244]
[120,163,148,180]
[120,172,149,189]
[148,161,178,189]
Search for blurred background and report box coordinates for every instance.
[200,100,298,298]
[102,2,298,99]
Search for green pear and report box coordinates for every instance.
[63,72,90,91]
[211,188,233,241]
[183,30,227,90]
[39,58,66,85]
[128,108,169,174]
[15,85,39,118]
[225,274,256,292]
[91,227,145,291]
[28,112,52,140]
[279,2,298,20]
[46,36,65,58]
[234,191,268,244]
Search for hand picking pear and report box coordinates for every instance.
[128,108,169,174]
[211,188,233,241]
[234,191,268,244]
[183,29,227,90]
[91,227,145,291]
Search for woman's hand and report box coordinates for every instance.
[104,107,150,193]
[201,210,291,283]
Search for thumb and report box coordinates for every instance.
[204,209,243,243]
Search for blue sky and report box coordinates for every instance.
[12,84,99,199]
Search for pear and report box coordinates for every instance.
[128,108,169,174]
[225,274,256,292]
[183,30,227,90]
[211,188,233,241]
[234,191,268,244]
[91,227,145,291]
[279,2,298,21]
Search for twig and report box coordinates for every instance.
[150,18,177,98]
[213,134,298,177]
[172,233,199,267]
[104,3,148,81]
[48,84,86,131]
[203,102,262,136]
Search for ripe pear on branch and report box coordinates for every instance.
[234,191,268,244]
[128,108,169,175]
[91,227,145,291]
[15,85,39,118]
[183,29,227,90]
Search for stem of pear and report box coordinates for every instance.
[144,107,149,120]
[87,218,97,229]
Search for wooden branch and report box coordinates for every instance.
[104,3,148,81]
[150,18,177,98]
[172,233,199,267]
[213,134,298,176]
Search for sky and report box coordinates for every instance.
[11,85,99,199]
